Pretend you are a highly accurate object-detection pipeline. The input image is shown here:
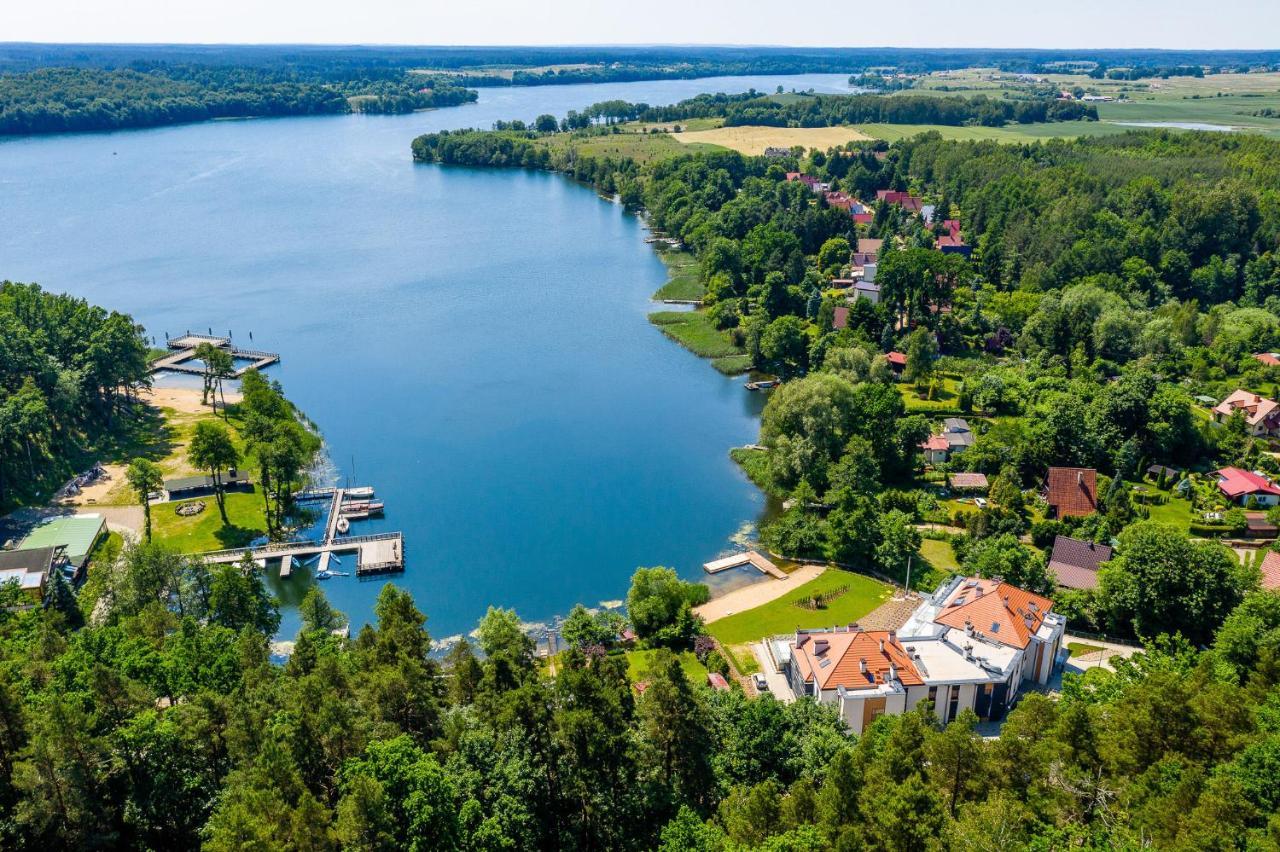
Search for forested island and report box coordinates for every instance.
[0,66,477,135]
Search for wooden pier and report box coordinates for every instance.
[195,532,404,576]
[703,550,787,580]
[150,334,280,378]
[188,483,403,576]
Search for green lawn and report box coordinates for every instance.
[1068,642,1105,658]
[897,377,963,413]
[1144,494,1195,532]
[625,649,709,684]
[920,537,960,573]
[652,250,704,301]
[855,121,1127,144]
[707,570,893,646]
[151,490,268,552]
[649,310,747,360]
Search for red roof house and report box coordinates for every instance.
[1044,467,1098,518]
[875,190,923,214]
[791,629,924,692]
[1215,467,1280,506]
[1214,389,1280,436]
[933,578,1055,650]
[707,672,730,691]
[1255,353,1280,367]
[1260,550,1280,590]
[885,351,906,371]
[833,306,850,330]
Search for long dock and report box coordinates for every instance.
[195,532,404,576]
[149,334,280,378]
[703,550,787,579]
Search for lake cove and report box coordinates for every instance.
[0,74,853,637]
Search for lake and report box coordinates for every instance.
[0,73,853,639]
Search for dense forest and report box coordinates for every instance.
[3,43,1279,77]
[0,282,149,509]
[0,67,476,135]
[0,535,1276,850]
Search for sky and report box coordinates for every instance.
[5,0,1279,50]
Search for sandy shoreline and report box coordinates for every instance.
[695,563,825,624]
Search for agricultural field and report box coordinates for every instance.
[673,124,871,154]
[537,127,722,164]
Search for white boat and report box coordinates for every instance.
[315,569,333,580]
[335,516,350,535]
[344,486,374,499]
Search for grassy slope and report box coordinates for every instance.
[707,570,893,645]
[920,537,961,573]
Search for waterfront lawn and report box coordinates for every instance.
[730,446,785,497]
[711,354,754,375]
[652,250,704,301]
[649,310,747,361]
[625,649,708,684]
[707,570,892,646]
[151,490,267,552]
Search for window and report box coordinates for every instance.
[946,685,961,723]
[927,686,938,708]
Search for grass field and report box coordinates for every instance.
[897,377,963,413]
[649,310,747,360]
[1143,494,1195,532]
[538,128,723,164]
[652,250,704,301]
[855,121,1126,144]
[920,537,961,573]
[706,570,892,646]
[151,490,267,552]
[625,649,709,684]
[673,124,871,154]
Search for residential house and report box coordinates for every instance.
[1254,352,1280,367]
[855,238,883,261]
[862,262,877,284]
[875,189,923,214]
[782,576,1065,734]
[853,281,880,303]
[833,306,850,330]
[16,514,106,570]
[786,172,827,193]
[1146,464,1181,482]
[920,434,950,465]
[763,147,791,159]
[947,472,989,493]
[920,204,937,225]
[707,672,731,691]
[1215,467,1280,507]
[1213,389,1280,437]
[0,547,60,600]
[824,191,855,212]
[1044,467,1098,518]
[1261,551,1280,591]
[885,351,907,373]
[942,418,975,455]
[1047,535,1112,590]
[850,251,878,267]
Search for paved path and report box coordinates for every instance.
[694,564,825,623]
[751,642,796,702]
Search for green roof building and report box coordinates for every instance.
[16,514,106,568]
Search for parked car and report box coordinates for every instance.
[752,673,769,692]
[974,497,989,508]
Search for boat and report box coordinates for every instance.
[315,569,333,580]
[340,500,384,516]
[335,516,350,535]
[344,486,374,499]
[744,379,780,391]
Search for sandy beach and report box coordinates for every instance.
[695,563,825,624]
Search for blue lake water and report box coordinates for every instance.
[0,73,852,638]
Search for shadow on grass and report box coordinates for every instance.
[213,523,262,549]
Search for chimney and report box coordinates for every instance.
[888,663,898,682]
[859,657,868,674]
[964,619,974,636]
[1077,470,1084,485]
[878,638,885,653]
[888,629,897,646]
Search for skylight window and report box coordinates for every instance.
[990,622,1000,633]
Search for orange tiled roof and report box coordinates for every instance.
[1261,551,1280,591]
[1214,389,1280,430]
[933,578,1054,650]
[1045,467,1098,518]
[792,629,923,691]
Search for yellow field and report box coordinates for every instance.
[672,124,872,154]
